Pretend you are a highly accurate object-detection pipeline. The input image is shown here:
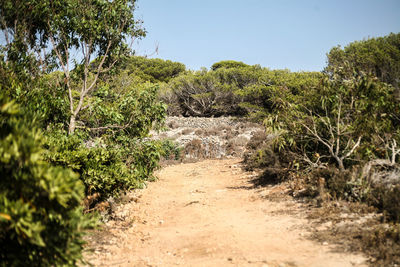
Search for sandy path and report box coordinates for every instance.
[85,159,366,267]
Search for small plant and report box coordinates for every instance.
[167,120,180,129]
[194,128,205,136]
[184,139,206,159]
[181,128,194,135]
[159,139,183,161]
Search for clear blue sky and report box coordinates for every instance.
[135,0,400,72]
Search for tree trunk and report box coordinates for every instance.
[69,115,76,135]
[337,159,345,171]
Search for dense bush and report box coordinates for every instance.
[161,60,322,118]
[163,69,244,116]
[76,79,166,139]
[211,60,250,71]
[43,130,139,201]
[236,69,322,121]
[29,65,167,204]
[24,72,70,127]
[115,56,186,83]
[325,32,400,89]
[0,95,94,266]
[245,33,400,222]
[43,129,168,205]
[0,60,168,206]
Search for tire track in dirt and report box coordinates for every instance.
[85,159,367,267]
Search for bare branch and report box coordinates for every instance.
[301,104,362,171]
[47,26,74,115]
[48,28,67,74]
[390,139,400,164]
[335,100,342,158]
[303,153,327,170]
[301,121,334,155]
[85,39,113,94]
[343,136,362,160]
[99,58,118,73]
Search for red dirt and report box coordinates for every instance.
[85,159,367,267]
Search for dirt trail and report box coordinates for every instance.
[86,159,367,267]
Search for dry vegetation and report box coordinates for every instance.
[242,132,400,266]
[151,116,265,162]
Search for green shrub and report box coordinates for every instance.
[0,96,94,266]
[325,32,400,89]
[211,60,250,71]
[43,128,167,203]
[129,140,163,180]
[159,139,183,161]
[43,129,141,201]
[23,72,69,128]
[114,56,186,83]
[162,61,322,118]
[241,34,400,222]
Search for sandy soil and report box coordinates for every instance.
[85,159,367,267]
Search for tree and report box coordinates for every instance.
[165,68,247,117]
[168,70,223,116]
[0,0,49,80]
[265,71,398,171]
[120,56,186,83]
[0,0,146,134]
[211,60,250,71]
[325,33,400,91]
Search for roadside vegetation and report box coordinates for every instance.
[0,0,398,265]
[0,1,172,265]
[160,33,400,265]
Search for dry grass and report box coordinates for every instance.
[231,136,249,147]
[194,129,205,136]
[184,139,206,159]
[203,127,221,136]
[306,201,400,266]
[181,128,194,135]
[246,130,267,150]
[167,120,180,129]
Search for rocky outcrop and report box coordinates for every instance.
[150,116,265,159]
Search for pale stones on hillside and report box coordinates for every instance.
[151,116,265,159]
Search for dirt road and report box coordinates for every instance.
[85,159,366,267]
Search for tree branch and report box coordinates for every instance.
[48,26,74,114]
[342,136,362,160]
[390,139,400,164]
